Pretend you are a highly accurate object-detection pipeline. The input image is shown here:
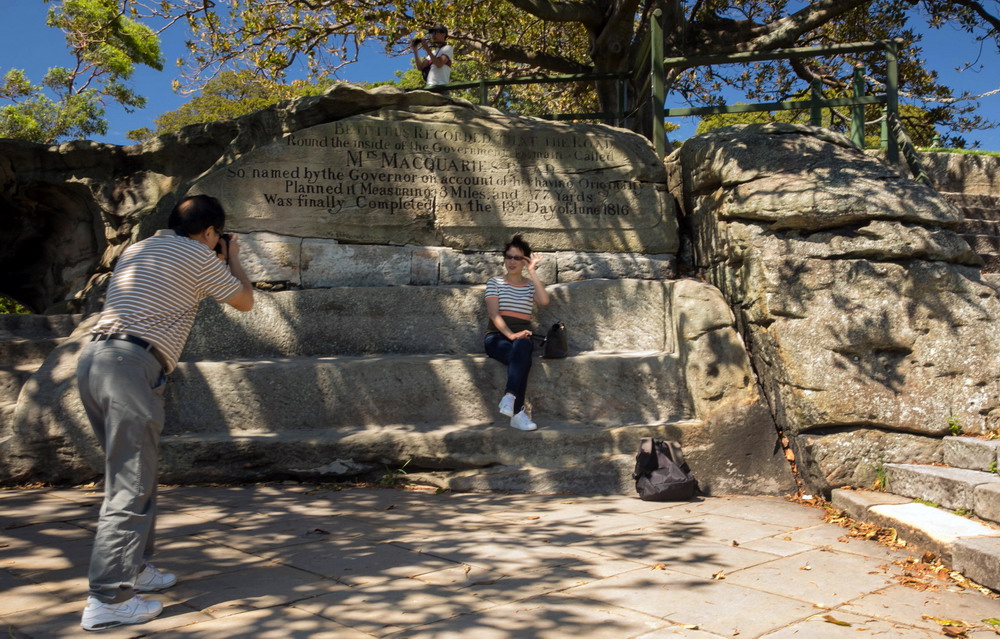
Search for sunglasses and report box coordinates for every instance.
[504,254,526,262]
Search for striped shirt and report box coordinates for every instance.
[93,230,243,373]
[484,276,535,324]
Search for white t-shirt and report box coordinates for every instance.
[425,44,454,87]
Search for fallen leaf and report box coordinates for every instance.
[983,618,1000,627]
[384,504,396,511]
[305,528,330,536]
[800,564,812,571]
[711,570,726,580]
[679,624,699,630]
[525,516,540,520]
[942,628,967,638]
[652,563,666,570]
[922,614,969,628]
[822,615,851,627]
[471,579,499,586]
[731,540,740,547]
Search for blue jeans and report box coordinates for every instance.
[484,333,534,414]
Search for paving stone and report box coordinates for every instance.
[841,584,1000,633]
[884,463,1000,511]
[633,626,730,638]
[563,568,818,637]
[292,577,496,636]
[0,597,213,638]
[0,568,64,616]
[758,610,937,638]
[419,564,609,605]
[680,495,827,529]
[153,536,269,581]
[380,592,669,639]
[154,605,372,638]
[168,563,329,619]
[272,540,459,587]
[952,535,1000,592]
[944,436,1000,472]
[778,522,909,562]
[0,492,98,529]
[723,548,896,607]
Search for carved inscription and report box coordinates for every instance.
[224,120,646,219]
[193,115,675,251]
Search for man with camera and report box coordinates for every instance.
[411,24,453,88]
[77,194,254,631]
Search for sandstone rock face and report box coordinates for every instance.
[0,85,677,313]
[0,86,792,495]
[669,123,1000,494]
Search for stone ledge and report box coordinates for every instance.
[231,233,677,287]
[943,436,1000,472]
[953,536,1000,592]
[831,489,1000,568]
[884,463,1000,513]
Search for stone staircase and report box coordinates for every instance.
[0,314,80,434]
[943,193,1000,273]
[157,278,711,493]
[832,436,1000,591]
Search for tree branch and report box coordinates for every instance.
[460,35,592,74]
[503,0,606,27]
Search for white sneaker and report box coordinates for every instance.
[135,563,177,592]
[498,393,516,417]
[81,595,163,631]
[510,409,537,431]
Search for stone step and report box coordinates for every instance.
[832,488,1000,591]
[405,454,648,494]
[940,192,1000,211]
[0,314,80,340]
[943,436,1000,472]
[884,463,1000,524]
[957,206,1000,222]
[164,352,694,434]
[158,420,700,484]
[962,234,1000,254]
[958,218,1000,235]
[0,337,64,368]
[983,254,1000,273]
[156,417,779,498]
[0,364,37,406]
[182,279,678,360]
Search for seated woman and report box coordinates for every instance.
[484,234,550,431]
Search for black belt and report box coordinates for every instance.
[91,332,155,352]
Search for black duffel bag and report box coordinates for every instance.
[632,437,697,501]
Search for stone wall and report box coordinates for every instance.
[668,123,1000,494]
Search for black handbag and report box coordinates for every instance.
[542,321,568,359]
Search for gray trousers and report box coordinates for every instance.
[77,339,166,603]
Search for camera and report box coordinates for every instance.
[214,233,231,256]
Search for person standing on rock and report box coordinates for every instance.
[411,24,453,89]
[77,194,254,631]
[485,233,550,431]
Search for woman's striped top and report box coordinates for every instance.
[93,230,243,372]
[484,276,535,321]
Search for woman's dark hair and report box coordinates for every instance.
[168,195,226,237]
[503,233,531,257]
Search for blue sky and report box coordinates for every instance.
[3,2,999,150]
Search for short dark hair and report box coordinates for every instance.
[503,233,531,258]
[429,24,448,34]
[168,195,226,237]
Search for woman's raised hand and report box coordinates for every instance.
[525,254,543,274]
